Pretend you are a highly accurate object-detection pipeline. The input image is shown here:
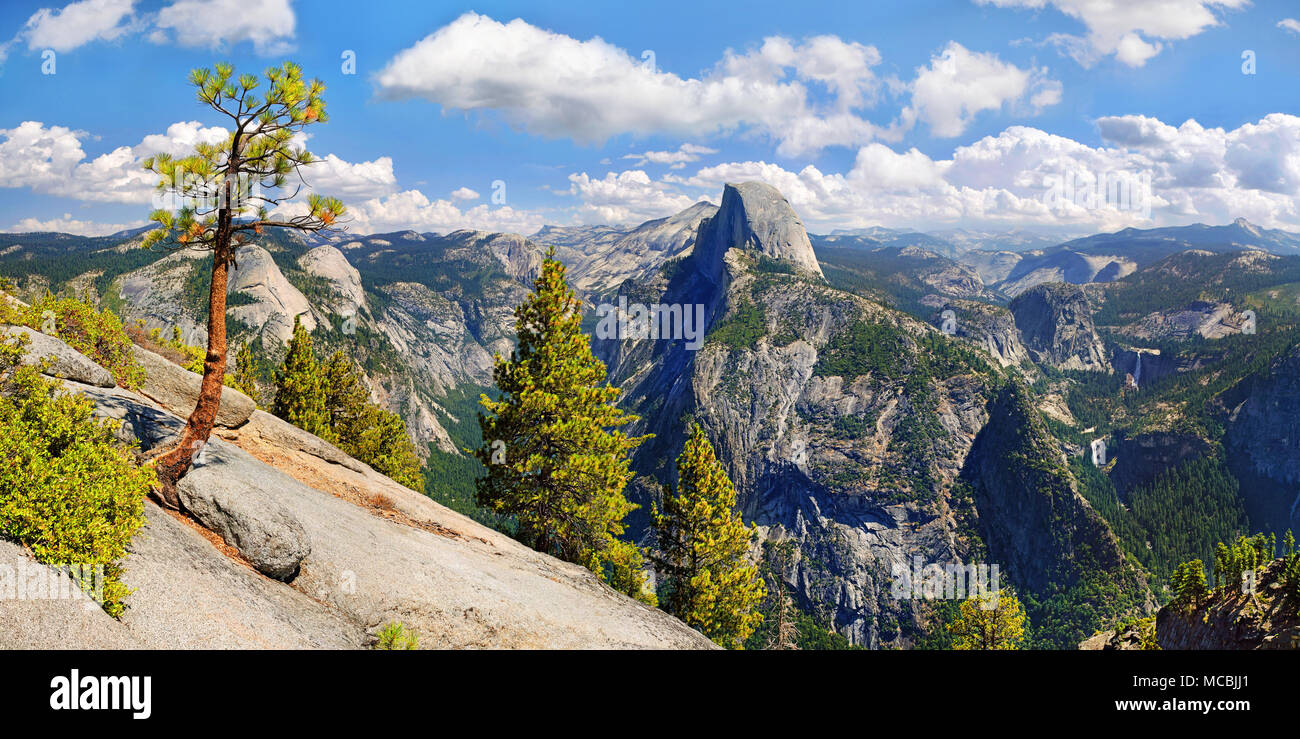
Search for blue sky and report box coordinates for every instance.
[1,0,1299,237]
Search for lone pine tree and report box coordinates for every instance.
[474,249,649,588]
[652,423,766,649]
[141,61,344,504]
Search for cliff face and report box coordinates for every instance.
[1009,282,1109,372]
[597,187,989,646]
[1156,560,1300,650]
[596,182,1148,647]
[1228,345,1300,488]
[932,299,1032,371]
[963,384,1152,638]
[693,182,824,282]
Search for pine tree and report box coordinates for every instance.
[652,423,766,649]
[321,350,369,442]
[232,342,260,404]
[475,250,648,581]
[273,316,331,441]
[765,540,800,650]
[1170,559,1210,604]
[949,588,1026,650]
[274,339,425,493]
[348,404,426,494]
[604,538,658,607]
[142,62,344,502]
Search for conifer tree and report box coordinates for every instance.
[475,249,648,580]
[949,588,1026,650]
[1170,559,1210,604]
[271,324,425,493]
[273,316,331,441]
[233,341,260,404]
[142,61,344,502]
[321,350,368,441]
[652,423,766,649]
[604,538,658,607]
[765,540,800,650]
[348,405,426,494]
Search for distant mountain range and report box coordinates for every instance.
[959,217,1300,296]
[821,225,1072,258]
[6,192,1300,649]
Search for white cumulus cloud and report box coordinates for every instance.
[0,120,393,211]
[375,13,906,157]
[18,0,137,52]
[342,189,547,235]
[979,0,1249,67]
[10,213,147,236]
[622,143,719,169]
[591,113,1300,234]
[904,42,1061,138]
[152,0,296,54]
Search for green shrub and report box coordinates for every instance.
[16,294,145,389]
[0,332,154,617]
[374,621,419,650]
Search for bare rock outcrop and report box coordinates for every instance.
[226,244,315,344]
[2,373,715,650]
[1009,282,1109,372]
[3,326,114,387]
[298,244,367,316]
[693,182,824,281]
[1156,560,1300,650]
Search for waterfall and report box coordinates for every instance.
[1132,351,1143,388]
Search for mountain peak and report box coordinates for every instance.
[1232,216,1262,236]
[693,181,823,280]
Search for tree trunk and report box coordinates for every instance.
[152,241,232,507]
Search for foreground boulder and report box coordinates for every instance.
[177,439,312,581]
[4,326,115,387]
[130,343,255,427]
